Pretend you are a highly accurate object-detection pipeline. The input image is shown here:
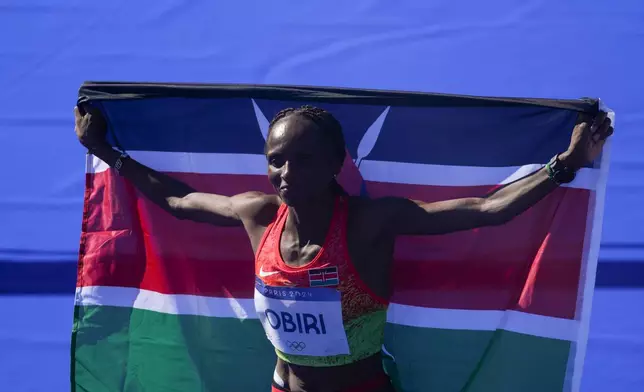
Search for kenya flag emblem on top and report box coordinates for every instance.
[308,267,340,287]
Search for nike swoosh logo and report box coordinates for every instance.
[259,266,280,278]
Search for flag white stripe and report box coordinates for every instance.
[75,285,254,320]
[88,151,598,190]
[89,151,268,176]
[386,303,578,342]
[569,108,615,392]
[75,286,579,342]
[359,160,597,190]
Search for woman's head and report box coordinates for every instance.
[264,105,347,205]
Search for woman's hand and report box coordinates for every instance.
[559,111,614,169]
[74,105,110,151]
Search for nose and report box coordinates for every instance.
[280,160,294,183]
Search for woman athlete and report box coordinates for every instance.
[74,103,612,392]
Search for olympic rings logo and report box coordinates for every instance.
[286,341,306,351]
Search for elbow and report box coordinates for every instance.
[480,200,514,227]
[166,196,189,220]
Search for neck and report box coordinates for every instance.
[286,190,336,239]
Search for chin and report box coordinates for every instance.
[277,189,296,206]
[279,195,294,206]
[278,191,312,207]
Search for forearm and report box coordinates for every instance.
[90,145,195,214]
[482,166,559,225]
[386,109,612,236]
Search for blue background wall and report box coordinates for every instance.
[0,1,642,390]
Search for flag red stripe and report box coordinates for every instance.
[79,171,589,320]
[366,181,589,320]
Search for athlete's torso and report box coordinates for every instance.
[246,195,394,301]
[249,195,395,391]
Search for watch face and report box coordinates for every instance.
[552,157,566,171]
[548,155,575,184]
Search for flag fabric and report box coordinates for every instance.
[72,82,611,392]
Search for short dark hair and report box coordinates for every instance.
[267,105,346,165]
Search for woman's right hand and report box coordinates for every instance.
[74,104,109,151]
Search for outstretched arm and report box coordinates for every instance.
[380,110,613,236]
[75,105,267,226]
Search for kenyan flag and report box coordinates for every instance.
[72,83,611,391]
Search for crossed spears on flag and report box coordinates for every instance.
[251,99,543,196]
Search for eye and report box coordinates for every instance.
[268,156,285,168]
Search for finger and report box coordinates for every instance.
[76,102,87,116]
[593,118,612,142]
[599,124,614,141]
[73,106,83,123]
[78,102,91,115]
[84,104,104,119]
[576,112,593,126]
[592,111,608,132]
[78,101,102,116]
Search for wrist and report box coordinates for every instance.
[556,152,581,172]
[88,145,129,175]
[87,144,120,167]
[545,154,577,185]
[86,142,113,155]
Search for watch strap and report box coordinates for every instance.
[113,149,129,175]
[545,154,576,185]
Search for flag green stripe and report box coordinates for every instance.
[73,305,275,392]
[73,305,570,392]
[383,323,570,392]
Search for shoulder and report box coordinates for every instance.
[349,195,429,234]
[346,195,407,233]
[347,195,408,216]
[232,192,281,226]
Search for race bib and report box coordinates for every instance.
[254,278,350,356]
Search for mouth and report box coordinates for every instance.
[278,185,295,199]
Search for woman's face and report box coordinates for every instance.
[265,115,340,206]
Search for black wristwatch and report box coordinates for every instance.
[113,149,129,176]
[546,154,576,185]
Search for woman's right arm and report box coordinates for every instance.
[74,105,268,227]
